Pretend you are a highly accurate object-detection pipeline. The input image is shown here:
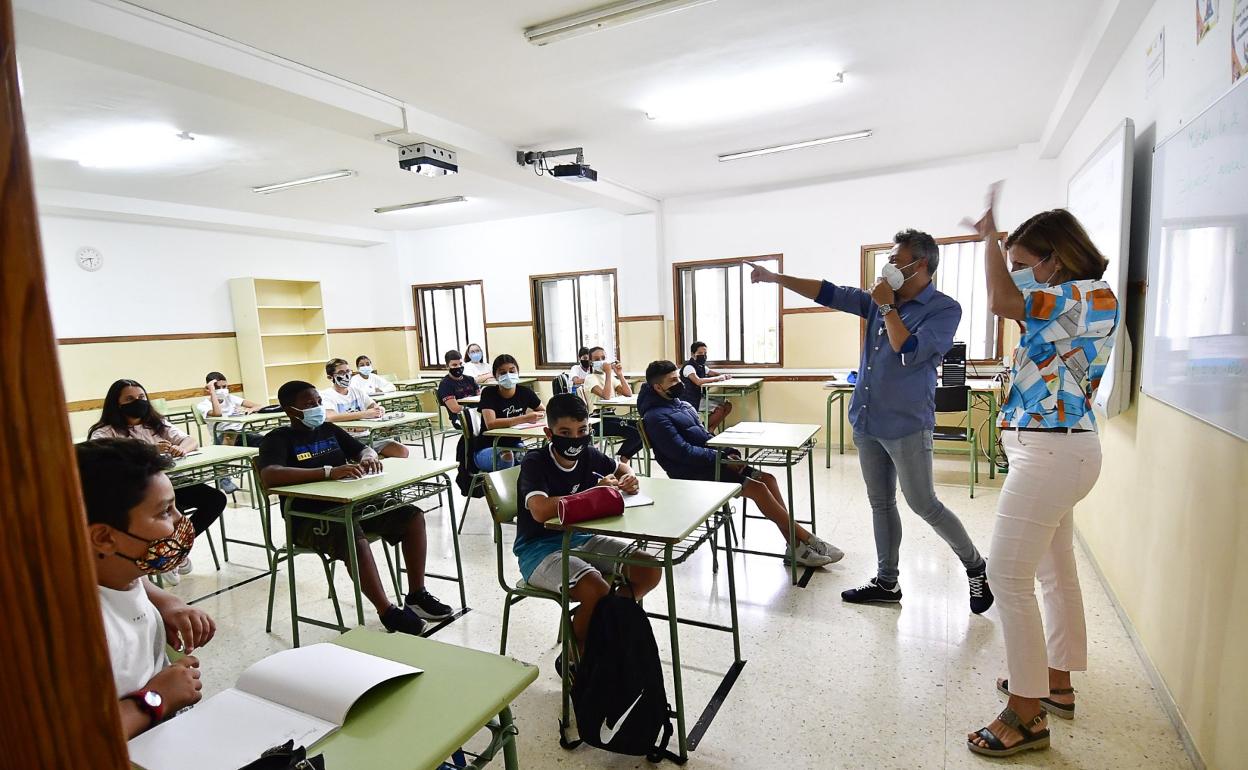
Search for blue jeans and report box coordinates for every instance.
[474,446,519,471]
[854,428,984,583]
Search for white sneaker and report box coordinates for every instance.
[154,570,180,586]
[786,541,834,568]
[176,557,193,576]
[806,536,845,564]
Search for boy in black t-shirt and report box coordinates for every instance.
[436,349,479,428]
[258,380,452,636]
[515,393,661,657]
[473,353,543,471]
[680,340,733,430]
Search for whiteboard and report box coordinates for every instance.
[1067,120,1134,418]
[1141,75,1248,441]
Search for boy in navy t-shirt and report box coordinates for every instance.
[515,394,661,655]
[436,349,479,428]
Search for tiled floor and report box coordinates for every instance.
[169,451,1192,769]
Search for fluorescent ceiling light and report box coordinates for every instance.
[718,130,873,162]
[374,196,467,214]
[251,170,357,194]
[56,122,210,169]
[525,0,716,45]
[643,65,844,124]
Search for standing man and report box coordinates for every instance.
[749,229,993,614]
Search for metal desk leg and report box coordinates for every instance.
[283,499,300,648]
[663,544,688,762]
[558,531,573,742]
[786,450,797,586]
[988,392,997,479]
[444,473,467,609]
[825,392,833,468]
[344,503,366,627]
[806,447,817,536]
[839,394,846,455]
[499,706,521,770]
[722,506,742,663]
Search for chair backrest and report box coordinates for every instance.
[484,466,522,524]
[934,385,971,413]
[636,415,652,455]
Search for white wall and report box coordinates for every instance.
[396,208,662,323]
[39,215,401,336]
[661,148,1062,314]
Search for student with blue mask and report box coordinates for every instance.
[473,354,543,471]
[257,380,451,634]
[462,342,493,385]
[749,231,992,614]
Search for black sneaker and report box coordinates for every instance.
[841,577,902,604]
[406,589,453,620]
[554,654,577,682]
[381,605,426,636]
[968,563,994,614]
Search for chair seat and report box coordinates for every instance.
[514,579,561,600]
[933,426,971,442]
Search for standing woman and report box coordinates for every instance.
[89,379,226,578]
[963,189,1118,758]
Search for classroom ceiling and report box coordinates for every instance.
[17,0,1102,229]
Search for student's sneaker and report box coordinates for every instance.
[785,540,835,568]
[406,589,453,621]
[805,536,845,564]
[176,557,194,576]
[554,653,577,682]
[841,578,903,604]
[219,477,239,495]
[381,606,426,636]
[155,570,180,586]
[968,562,994,615]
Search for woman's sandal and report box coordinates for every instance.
[997,678,1077,719]
[967,707,1050,757]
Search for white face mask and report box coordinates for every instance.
[591,360,605,372]
[880,259,920,291]
[359,365,373,376]
[215,388,229,399]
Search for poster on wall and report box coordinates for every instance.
[1197,0,1220,43]
[1234,0,1248,82]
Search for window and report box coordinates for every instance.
[530,269,619,367]
[674,255,782,366]
[412,281,486,369]
[860,234,1004,363]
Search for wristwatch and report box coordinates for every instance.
[878,303,896,316]
[124,689,165,726]
[323,465,333,479]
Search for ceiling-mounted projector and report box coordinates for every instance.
[398,142,458,176]
[517,147,597,182]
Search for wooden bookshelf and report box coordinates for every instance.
[229,279,329,403]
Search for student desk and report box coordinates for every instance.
[594,394,651,475]
[313,628,538,770]
[372,389,426,412]
[205,411,288,447]
[704,377,764,422]
[337,411,439,457]
[393,377,440,393]
[823,378,1004,478]
[167,445,268,570]
[707,422,820,586]
[544,476,744,763]
[459,394,481,406]
[481,419,599,462]
[268,456,464,646]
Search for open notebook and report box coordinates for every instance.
[128,643,420,770]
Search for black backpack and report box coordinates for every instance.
[566,592,681,763]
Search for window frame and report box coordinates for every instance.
[858,233,1006,365]
[672,254,785,369]
[529,268,621,368]
[411,279,488,371]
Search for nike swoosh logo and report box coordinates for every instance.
[599,688,645,744]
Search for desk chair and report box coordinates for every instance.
[484,467,572,656]
[253,457,402,636]
[456,408,494,535]
[165,405,203,445]
[933,385,979,497]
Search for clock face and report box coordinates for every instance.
[76,247,103,272]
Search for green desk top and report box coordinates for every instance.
[393,377,438,386]
[168,444,258,473]
[824,381,854,390]
[337,412,438,431]
[316,629,538,769]
[707,421,819,450]
[206,411,287,426]
[544,477,739,544]
[373,390,422,402]
[484,417,598,440]
[709,377,763,389]
[459,395,481,405]
[598,395,638,407]
[269,456,458,504]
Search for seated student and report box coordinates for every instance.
[437,349,479,428]
[566,346,593,391]
[462,342,494,385]
[474,354,543,471]
[350,354,397,395]
[259,380,452,633]
[583,346,642,462]
[320,358,409,459]
[680,341,734,431]
[517,393,661,656]
[639,360,844,568]
[90,379,226,580]
[197,371,263,446]
[77,438,217,738]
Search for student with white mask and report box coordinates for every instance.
[749,229,992,614]
[350,354,397,395]
[320,358,408,459]
[462,342,493,384]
